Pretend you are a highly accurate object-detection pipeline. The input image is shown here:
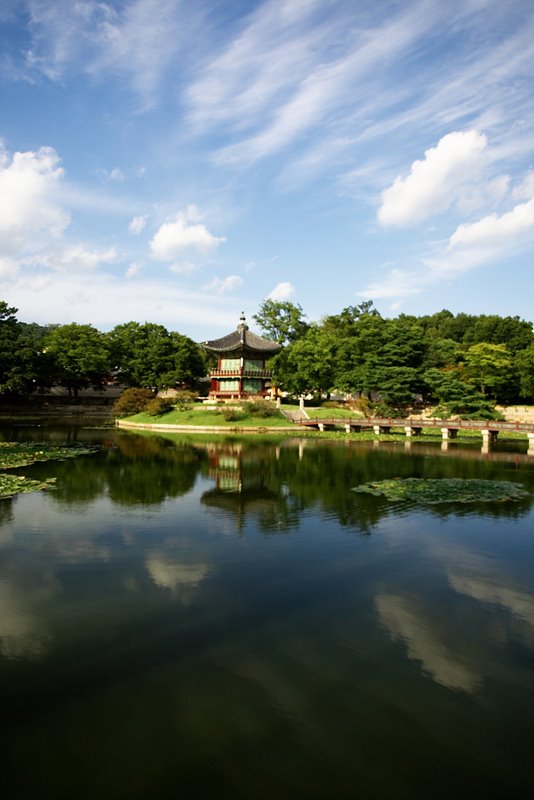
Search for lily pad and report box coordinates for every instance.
[0,442,102,500]
[352,478,530,504]
[0,474,56,499]
[0,442,101,470]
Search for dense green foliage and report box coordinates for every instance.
[2,298,534,416]
[107,321,207,390]
[252,299,309,345]
[255,301,534,414]
[0,301,207,400]
[113,387,155,417]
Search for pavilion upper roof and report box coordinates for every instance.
[204,314,282,354]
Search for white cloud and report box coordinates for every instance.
[193,0,444,167]
[0,145,69,255]
[267,281,294,301]
[449,197,534,251]
[203,275,243,294]
[128,215,147,235]
[125,262,141,278]
[106,167,124,182]
[378,130,488,227]
[0,257,19,280]
[169,261,199,275]
[29,244,118,271]
[150,207,225,261]
[357,268,423,300]
[24,0,204,109]
[5,271,242,334]
[513,171,534,201]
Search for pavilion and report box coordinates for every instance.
[204,313,282,399]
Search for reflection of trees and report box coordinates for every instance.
[0,497,14,526]
[51,433,206,507]
[193,436,534,535]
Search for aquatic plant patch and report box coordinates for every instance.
[0,442,101,470]
[0,474,56,499]
[352,478,530,504]
[0,442,102,499]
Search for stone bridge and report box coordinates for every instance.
[297,416,534,453]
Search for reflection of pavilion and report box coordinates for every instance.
[201,443,286,532]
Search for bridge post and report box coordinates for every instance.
[528,433,534,456]
[481,429,498,445]
[405,426,422,437]
[373,425,391,435]
[441,427,458,440]
[481,429,498,453]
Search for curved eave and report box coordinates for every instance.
[204,331,282,354]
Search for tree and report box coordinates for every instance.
[423,367,497,418]
[107,322,206,391]
[0,301,39,397]
[515,345,534,400]
[45,323,111,398]
[253,300,309,345]
[274,325,337,398]
[463,342,513,398]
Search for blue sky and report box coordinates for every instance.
[1,0,533,340]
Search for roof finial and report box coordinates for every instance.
[237,311,248,332]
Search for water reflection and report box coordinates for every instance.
[200,442,300,533]
[145,552,211,596]
[1,428,534,798]
[376,593,482,692]
[0,561,58,660]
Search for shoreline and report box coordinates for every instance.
[116,419,303,434]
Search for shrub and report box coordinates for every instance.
[113,387,154,417]
[174,390,197,411]
[220,406,247,422]
[145,397,175,417]
[347,397,371,416]
[246,399,279,418]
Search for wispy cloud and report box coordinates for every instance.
[129,215,147,235]
[203,275,243,294]
[203,0,443,167]
[24,0,204,108]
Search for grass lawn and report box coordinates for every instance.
[304,407,364,419]
[124,406,296,427]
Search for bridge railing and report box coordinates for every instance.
[297,416,534,433]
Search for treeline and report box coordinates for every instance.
[253,300,534,416]
[3,298,534,415]
[0,301,207,400]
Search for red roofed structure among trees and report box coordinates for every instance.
[204,313,281,399]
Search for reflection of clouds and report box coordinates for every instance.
[0,572,57,660]
[376,593,481,693]
[145,553,210,595]
[449,573,534,629]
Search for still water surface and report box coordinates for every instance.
[1,426,534,799]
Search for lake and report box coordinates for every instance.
[1,426,533,799]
